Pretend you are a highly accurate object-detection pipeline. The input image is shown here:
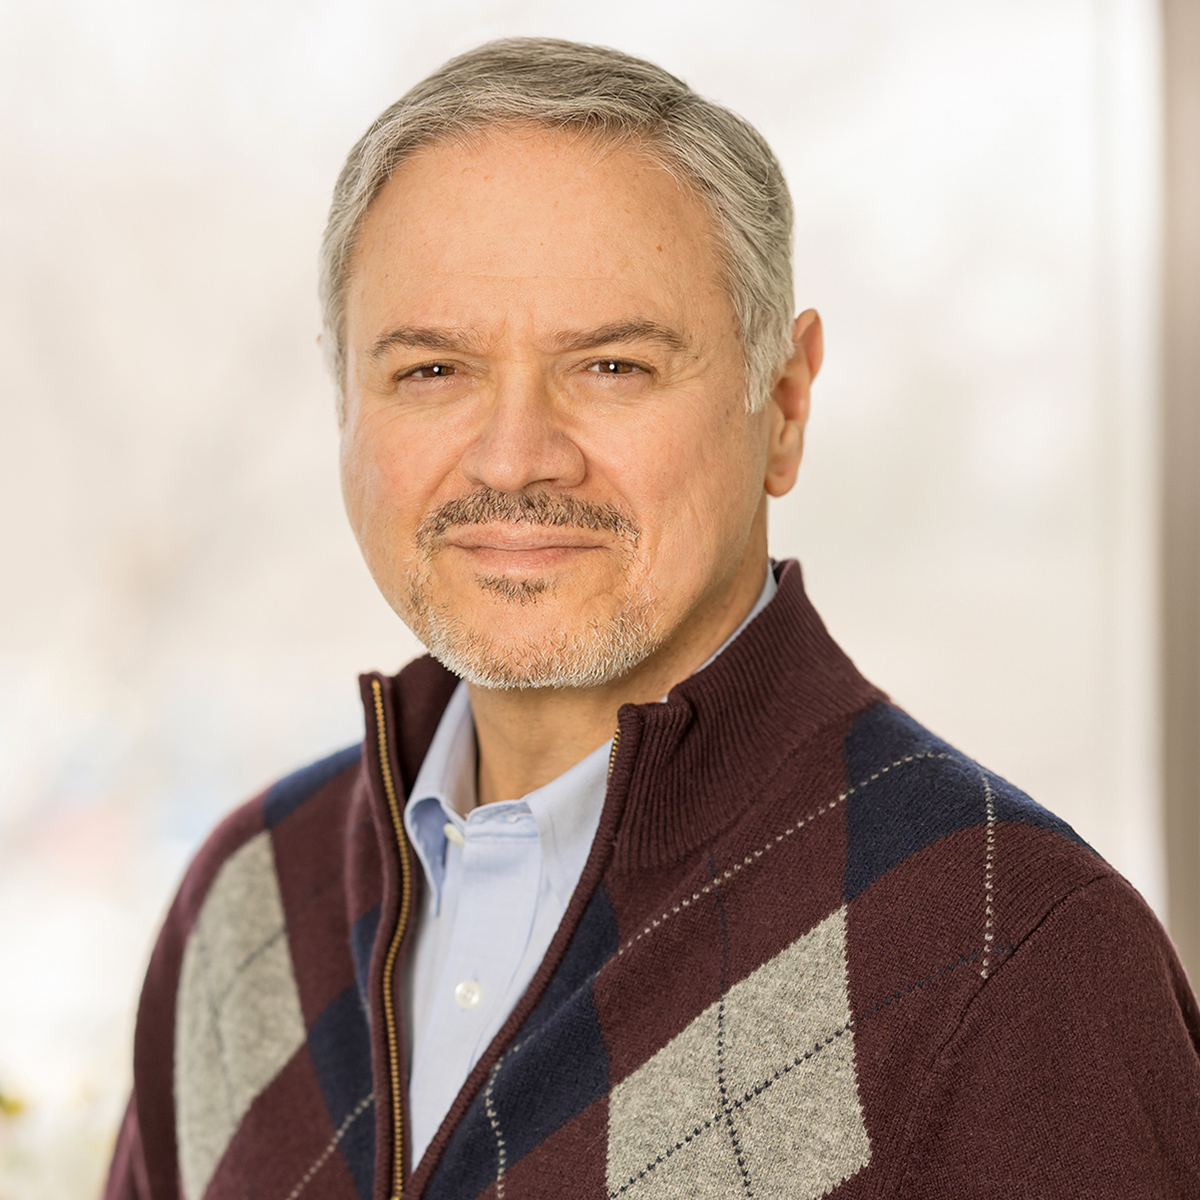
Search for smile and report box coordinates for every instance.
[443,528,606,575]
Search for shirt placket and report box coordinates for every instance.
[413,806,542,1143]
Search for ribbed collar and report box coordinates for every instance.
[376,560,883,876]
[602,560,883,870]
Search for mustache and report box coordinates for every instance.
[415,489,639,551]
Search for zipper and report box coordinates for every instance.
[606,726,621,779]
[372,692,616,1195]
[371,678,412,1200]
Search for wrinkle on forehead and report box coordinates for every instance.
[343,124,738,369]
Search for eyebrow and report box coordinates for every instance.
[549,320,690,355]
[366,318,691,361]
[367,326,478,359]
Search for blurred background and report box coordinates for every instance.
[1,0,1193,1195]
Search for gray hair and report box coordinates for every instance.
[319,37,795,415]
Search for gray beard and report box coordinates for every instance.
[405,568,664,690]
[403,487,662,689]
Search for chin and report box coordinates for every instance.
[471,572,557,606]
[406,585,666,691]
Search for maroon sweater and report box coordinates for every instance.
[106,561,1200,1200]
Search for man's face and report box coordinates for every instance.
[340,126,779,689]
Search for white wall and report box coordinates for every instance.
[0,1,1162,1195]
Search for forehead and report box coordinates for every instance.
[344,125,731,342]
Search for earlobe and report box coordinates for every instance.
[763,310,820,498]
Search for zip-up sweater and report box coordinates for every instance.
[105,560,1200,1200]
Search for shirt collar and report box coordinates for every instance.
[404,683,475,901]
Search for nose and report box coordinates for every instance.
[458,369,586,494]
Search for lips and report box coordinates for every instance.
[444,523,608,554]
[442,526,605,576]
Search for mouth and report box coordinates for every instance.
[443,524,607,575]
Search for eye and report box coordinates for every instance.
[586,359,641,376]
[403,362,456,380]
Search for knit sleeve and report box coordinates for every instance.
[895,873,1200,1198]
[104,1093,152,1200]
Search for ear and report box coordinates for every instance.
[764,309,822,498]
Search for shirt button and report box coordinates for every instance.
[443,822,465,848]
[454,980,483,1010]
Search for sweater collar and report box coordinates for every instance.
[604,560,884,870]
[370,559,883,875]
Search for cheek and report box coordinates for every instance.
[622,409,762,541]
[339,424,394,546]
[338,413,437,560]
[338,428,370,532]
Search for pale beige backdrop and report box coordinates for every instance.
[0,0,1162,1195]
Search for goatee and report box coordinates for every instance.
[404,488,663,690]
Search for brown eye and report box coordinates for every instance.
[589,359,637,375]
[408,363,454,379]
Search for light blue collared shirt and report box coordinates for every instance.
[402,566,778,1166]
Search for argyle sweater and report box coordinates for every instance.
[106,561,1200,1200]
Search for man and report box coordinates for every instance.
[106,37,1200,1200]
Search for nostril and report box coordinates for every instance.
[460,410,587,493]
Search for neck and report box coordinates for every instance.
[468,532,770,807]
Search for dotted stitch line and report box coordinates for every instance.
[715,992,754,1196]
[496,751,958,1071]
[711,871,755,1198]
[979,769,997,979]
[484,1061,508,1197]
[616,752,953,957]
[606,941,1012,1199]
[283,1092,374,1200]
[607,1021,861,1200]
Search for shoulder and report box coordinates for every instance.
[840,700,1106,938]
[893,864,1200,1196]
[828,705,1200,1193]
[828,700,1139,1082]
[259,741,364,830]
[170,742,366,930]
